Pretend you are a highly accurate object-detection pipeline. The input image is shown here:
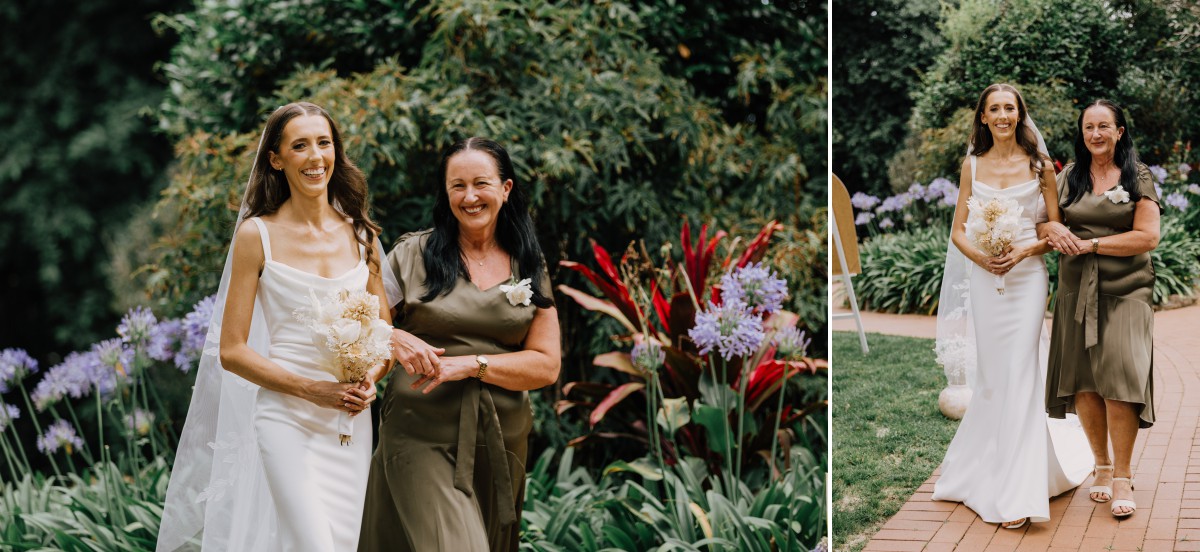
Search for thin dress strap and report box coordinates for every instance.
[970,154,977,183]
[247,217,272,261]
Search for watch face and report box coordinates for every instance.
[476,355,488,366]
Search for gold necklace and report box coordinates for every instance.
[1092,165,1117,189]
[461,244,496,267]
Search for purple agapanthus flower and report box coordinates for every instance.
[631,340,666,373]
[850,192,880,211]
[721,263,789,315]
[906,182,926,200]
[148,319,183,363]
[31,351,99,410]
[876,193,913,214]
[117,306,158,347]
[0,348,38,393]
[854,212,874,226]
[1179,163,1192,177]
[879,218,895,229]
[176,295,217,372]
[37,419,83,455]
[93,338,134,380]
[1165,192,1190,211]
[773,326,811,359]
[926,177,958,205]
[1189,184,1200,195]
[0,403,20,433]
[688,302,765,361]
[124,408,155,437]
[1149,165,1168,185]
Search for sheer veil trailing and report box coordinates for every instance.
[934,116,1050,389]
[156,115,402,551]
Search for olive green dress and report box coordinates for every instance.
[1046,164,1158,428]
[359,230,547,551]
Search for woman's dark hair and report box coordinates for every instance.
[968,83,1044,175]
[420,137,553,308]
[1063,99,1142,206]
[244,102,383,274]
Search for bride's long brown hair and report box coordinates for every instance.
[242,102,382,274]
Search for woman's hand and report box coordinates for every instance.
[391,329,444,378]
[987,246,1027,277]
[302,380,365,413]
[1043,221,1084,255]
[343,370,380,417]
[410,356,476,394]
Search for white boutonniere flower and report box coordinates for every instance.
[499,278,533,306]
[1103,185,1131,204]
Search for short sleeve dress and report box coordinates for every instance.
[1046,163,1158,428]
[359,230,551,552]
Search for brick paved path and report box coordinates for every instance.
[835,304,1200,551]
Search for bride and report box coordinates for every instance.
[931,83,1091,528]
[156,102,396,551]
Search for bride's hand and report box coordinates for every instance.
[343,372,379,417]
[982,253,1015,277]
[391,329,445,378]
[302,380,363,413]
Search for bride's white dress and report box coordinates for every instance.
[224,217,373,551]
[931,157,1092,523]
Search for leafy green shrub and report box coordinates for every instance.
[1152,217,1200,304]
[520,447,825,551]
[0,461,169,551]
[855,226,950,314]
[912,0,1128,131]
[136,1,824,334]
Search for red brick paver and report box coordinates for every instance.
[842,303,1200,551]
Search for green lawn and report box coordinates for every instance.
[832,332,960,552]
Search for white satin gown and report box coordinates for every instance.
[931,157,1092,524]
[240,217,373,551]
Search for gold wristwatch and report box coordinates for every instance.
[1091,238,1100,254]
[474,355,489,380]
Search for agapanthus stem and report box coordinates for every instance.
[0,431,25,482]
[18,386,61,478]
[768,363,793,479]
[58,402,95,465]
[4,417,32,474]
[735,357,751,485]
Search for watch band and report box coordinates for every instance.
[474,355,489,380]
[1091,237,1100,254]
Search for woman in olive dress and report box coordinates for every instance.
[1042,99,1160,519]
[359,137,561,551]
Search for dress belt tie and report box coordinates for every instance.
[453,380,518,526]
[1073,253,1100,349]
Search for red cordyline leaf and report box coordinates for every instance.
[736,220,783,268]
[746,359,793,406]
[560,255,642,326]
[650,280,670,335]
[589,382,645,427]
[681,219,726,296]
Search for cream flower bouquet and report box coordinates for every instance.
[964,196,1023,295]
[294,287,392,445]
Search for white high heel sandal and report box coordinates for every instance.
[1090,464,1114,503]
[1111,477,1136,518]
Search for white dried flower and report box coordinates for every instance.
[499,278,534,306]
[1104,185,1131,204]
